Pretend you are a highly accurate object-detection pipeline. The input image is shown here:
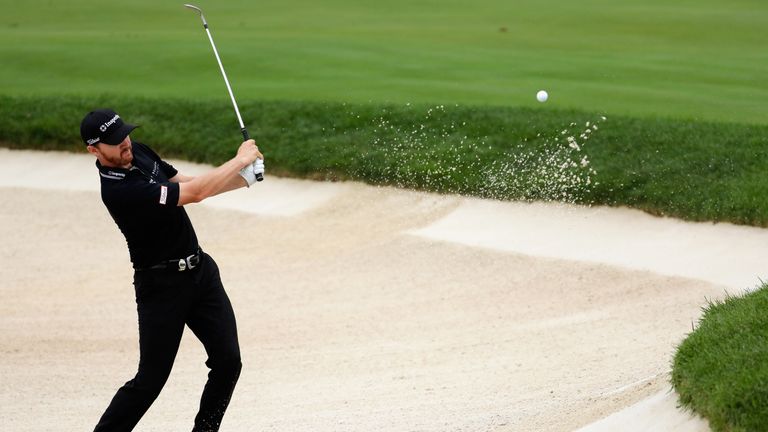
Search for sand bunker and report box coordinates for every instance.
[3,148,762,431]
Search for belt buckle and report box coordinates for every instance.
[177,253,199,272]
[186,253,199,270]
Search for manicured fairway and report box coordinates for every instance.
[1,0,766,124]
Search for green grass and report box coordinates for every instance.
[0,0,766,124]
[3,94,768,226]
[672,285,768,431]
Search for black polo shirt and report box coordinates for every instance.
[97,141,198,269]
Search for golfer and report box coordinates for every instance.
[80,108,264,432]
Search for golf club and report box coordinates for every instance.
[184,3,263,181]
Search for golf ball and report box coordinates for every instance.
[536,90,548,103]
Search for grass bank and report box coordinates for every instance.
[2,94,768,225]
[672,285,768,431]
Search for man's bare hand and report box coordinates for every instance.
[236,139,264,166]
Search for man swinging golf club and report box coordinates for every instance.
[82,108,264,431]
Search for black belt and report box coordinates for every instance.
[136,248,203,272]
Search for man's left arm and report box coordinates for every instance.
[169,173,195,183]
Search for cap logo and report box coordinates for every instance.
[99,114,120,132]
[86,137,100,145]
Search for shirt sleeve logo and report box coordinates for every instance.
[159,185,168,205]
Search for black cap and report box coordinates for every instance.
[80,108,139,146]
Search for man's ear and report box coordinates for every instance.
[86,145,99,156]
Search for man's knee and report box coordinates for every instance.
[207,354,242,379]
[133,365,174,396]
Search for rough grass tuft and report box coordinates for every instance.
[672,284,768,431]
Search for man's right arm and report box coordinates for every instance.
[177,139,263,206]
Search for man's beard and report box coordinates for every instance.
[105,147,133,167]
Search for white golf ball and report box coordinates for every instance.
[536,90,548,103]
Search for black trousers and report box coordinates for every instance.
[94,253,242,432]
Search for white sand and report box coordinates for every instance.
[411,197,768,290]
[2,148,751,431]
[0,148,348,216]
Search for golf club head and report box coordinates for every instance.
[183,3,202,13]
[183,4,207,25]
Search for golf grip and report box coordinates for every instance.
[241,128,264,182]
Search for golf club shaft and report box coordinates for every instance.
[202,26,246,135]
[185,4,263,181]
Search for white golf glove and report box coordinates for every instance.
[253,158,265,176]
[239,158,265,187]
